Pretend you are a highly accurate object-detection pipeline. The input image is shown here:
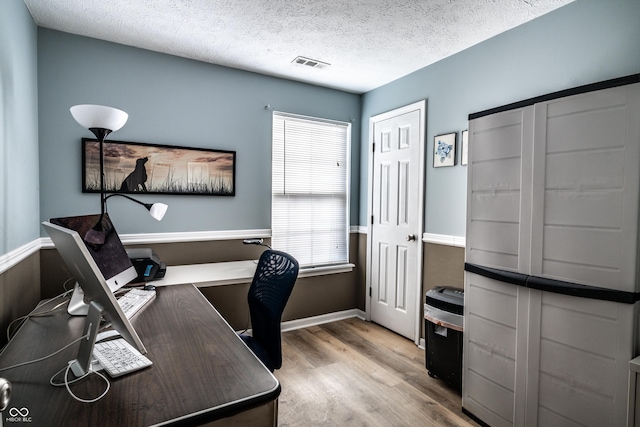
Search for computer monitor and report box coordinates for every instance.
[49,214,138,315]
[42,220,146,377]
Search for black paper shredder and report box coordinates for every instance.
[424,286,464,390]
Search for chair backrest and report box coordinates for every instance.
[247,249,299,370]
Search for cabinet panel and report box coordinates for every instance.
[531,84,640,289]
[540,339,615,396]
[537,289,637,427]
[467,222,520,270]
[466,274,518,327]
[467,314,516,360]
[545,86,629,153]
[466,369,514,427]
[545,149,625,190]
[542,227,622,283]
[546,106,627,154]
[466,341,515,392]
[464,273,519,427]
[471,109,527,162]
[470,191,520,223]
[537,372,614,427]
[466,106,533,273]
[540,296,619,392]
[544,189,622,229]
[539,260,620,294]
[472,157,521,192]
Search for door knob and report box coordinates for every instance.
[406,234,416,241]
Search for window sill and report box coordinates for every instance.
[299,263,355,278]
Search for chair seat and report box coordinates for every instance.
[239,333,275,372]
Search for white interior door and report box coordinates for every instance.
[368,101,425,341]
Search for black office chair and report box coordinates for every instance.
[239,249,299,372]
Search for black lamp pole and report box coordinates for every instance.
[84,127,112,244]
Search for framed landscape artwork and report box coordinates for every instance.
[82,138,236,196]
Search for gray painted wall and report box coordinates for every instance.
[360,0,640,237]
[0,0,39,254]
[37,29,362,235]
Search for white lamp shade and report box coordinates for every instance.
[149,203,168,221]
[70,104,128,132]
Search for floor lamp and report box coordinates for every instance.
[70,104,168,244]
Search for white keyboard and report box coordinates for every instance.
[117,288,156,319]
[93,338,153,377]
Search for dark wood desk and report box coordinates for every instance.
[0,284,279,426]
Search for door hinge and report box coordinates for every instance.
[372,142,375,153]
[369,287,372,297]
[371,215,374,224]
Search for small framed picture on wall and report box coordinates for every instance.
[433,132,456,167]
[461,130,469,166]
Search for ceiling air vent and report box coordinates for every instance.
[292,56,330,70]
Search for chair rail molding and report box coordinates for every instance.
[356,228,466,248]
[40,229,273,248]
[0,239,41,275]
[3,228,361,276]
[422,233,466,248]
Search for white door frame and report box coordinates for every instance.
[365,100,426,345]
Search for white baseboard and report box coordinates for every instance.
[281,310,426,354]
[281,309,366,332]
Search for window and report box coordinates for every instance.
[272,112,350,268]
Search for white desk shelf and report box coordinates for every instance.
[153,260,356,288]
[154,260,257,287]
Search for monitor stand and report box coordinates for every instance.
[68,283,90,316]
[69,300,102,377]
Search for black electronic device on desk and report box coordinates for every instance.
[127,248,166,282]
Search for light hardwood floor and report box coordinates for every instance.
[276,318,479,427]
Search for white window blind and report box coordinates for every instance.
[272,112,350,268]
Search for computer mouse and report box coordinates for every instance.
[143,284,156,291]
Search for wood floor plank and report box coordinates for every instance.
[276,318,478,427]
[322,318,467,416]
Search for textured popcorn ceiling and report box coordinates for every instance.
[23,0,573,94]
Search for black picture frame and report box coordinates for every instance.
[433,132,456,167]
[82,138,236,196]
